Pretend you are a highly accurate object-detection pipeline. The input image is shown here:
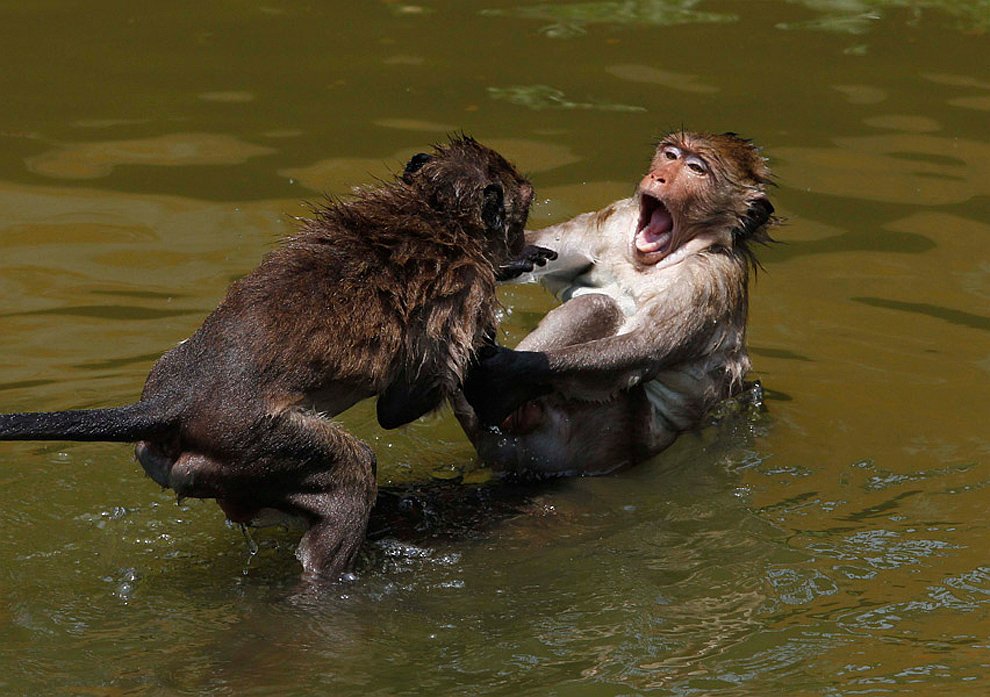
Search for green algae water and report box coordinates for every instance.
[1,2,989,694]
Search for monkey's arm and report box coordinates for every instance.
[376,379,444,429]
[538,306,715,399]
[515,205,626,285]
[465,267,729,425]
[464,321,696,426]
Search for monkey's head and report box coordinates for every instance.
[634,131,775,268]
[400,136,534,264]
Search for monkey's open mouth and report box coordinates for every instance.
[635,194,674,256]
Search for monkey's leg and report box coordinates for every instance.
[517,293,624,351]
[162,410,378,582]
[241,411,378,581]
[269,412,378,581]
[289,483,375,583]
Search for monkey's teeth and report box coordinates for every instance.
[636,230,671,254]
[635,204,673,254]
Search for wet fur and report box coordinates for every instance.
[457,131,776,476]
[0,136,534,582]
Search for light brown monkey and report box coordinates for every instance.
[0,136,549,582]
[457,131,776,476]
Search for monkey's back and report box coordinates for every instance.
[146,204,498,416]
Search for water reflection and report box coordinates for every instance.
[279,151,418,195]
[852,297,990,332]
[487,85,646,112]
[484,0,990,41]
[26,133,275,180]
[809,529,956,570]
[833,83,888,104]
[780,1,990,34]
[924,72,990,112]
[482,1,738,39]
[281,139,582,194]
[197,91,256,103]
[373,117,457,132]
[775,133,990,205]
[3,1,990,694]
[606,64,719,94]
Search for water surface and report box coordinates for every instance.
[1,1,989,694]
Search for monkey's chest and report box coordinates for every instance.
[552,265,638,318]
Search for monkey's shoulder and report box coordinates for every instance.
[194,219,495,387]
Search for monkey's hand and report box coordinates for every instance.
[377,380,443,430]
[496,245,558,282]
[463,345,552,426]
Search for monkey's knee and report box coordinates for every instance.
[520,292,624,351]
[348,439,378,505]
[309,421,378,507]
[564,293,624,328]
[356,440,377,477]
[313,418,377,479]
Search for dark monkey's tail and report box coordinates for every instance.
[0,400,170,443]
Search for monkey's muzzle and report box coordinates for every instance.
[635,194,674,256]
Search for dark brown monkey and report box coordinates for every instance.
[0,136,547,582]
[456,131,776,476]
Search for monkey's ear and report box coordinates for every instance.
[733,195,774,241]
[402,153,433,183]
[481,183,505,234]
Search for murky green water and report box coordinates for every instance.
[1,1,989,694]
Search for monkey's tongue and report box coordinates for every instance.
[635,206,674,254]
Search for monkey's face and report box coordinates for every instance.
[402,137,534,264]
[487,167,535,261]
[633,132,772,267]
[471,149,534,264]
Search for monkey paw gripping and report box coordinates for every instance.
[496,245,558,282]
[463,345,552,427]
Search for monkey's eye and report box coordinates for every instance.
[661,146,681,161]
[685,156,709,176]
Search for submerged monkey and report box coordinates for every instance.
[0,136,548,582]
[457,131,776,476]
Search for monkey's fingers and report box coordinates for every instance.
[496,259,534,281]
[529,245,558,266]
[496,245,558,281]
